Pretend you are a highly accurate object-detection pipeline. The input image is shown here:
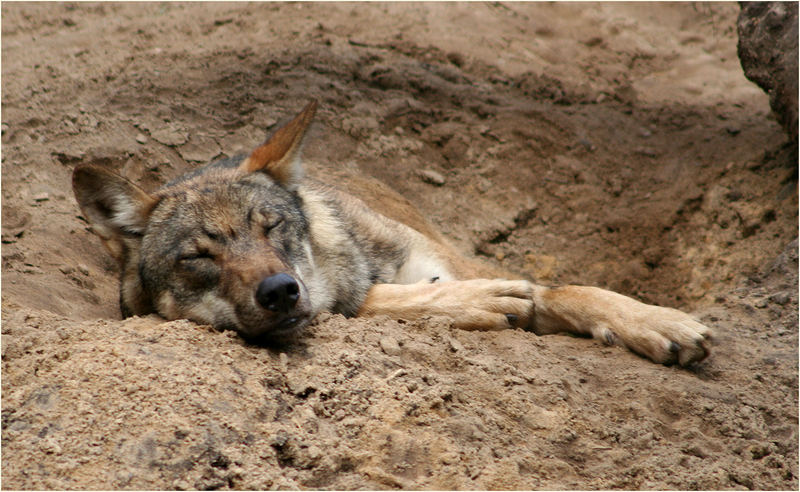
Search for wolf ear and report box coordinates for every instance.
[72,165,157,260]
[239,100,318,189]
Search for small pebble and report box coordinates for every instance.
[135,133,148,144]
[635,147,658,157]
[446,336,464,353]
[769,291,791,306]
[446,51,465,67]
[503,376,525,386]
[173,480,191,490]
[379,336,402,356]
[386,368,407,381]
[40,437,62,455]
[582,36,603,47]
[419,169,445,186]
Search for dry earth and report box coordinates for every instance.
[2,2,798,490]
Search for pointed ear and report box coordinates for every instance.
[238,100,318,188]
[72,165,157,260]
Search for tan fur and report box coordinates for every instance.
[358,280,534,331]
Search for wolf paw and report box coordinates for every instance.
[592,303,712,366]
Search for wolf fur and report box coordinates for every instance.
[72,100,712,366]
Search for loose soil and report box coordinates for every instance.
[2,3,797,490]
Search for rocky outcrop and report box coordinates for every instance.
[738,2,799,143]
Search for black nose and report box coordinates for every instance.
[256,273,300,313]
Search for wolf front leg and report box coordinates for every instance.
[357,279,535,331]
[530,284,712,366]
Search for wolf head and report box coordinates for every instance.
[72,101,321,340]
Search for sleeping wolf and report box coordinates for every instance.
[72,101,711,366]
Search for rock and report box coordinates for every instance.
[763,238,798,279]
[769,291,792,306]
[2,206,30,231]
[135,133,148,144]
[581,36,603,47]
[340,116,379,139]
[446,336,464,353]
[642,246,666,267]
[418,169,445,186]
[738,2,798,143]
[40,437,62,455]
[635,147,658,158]
[178,135,220,163]
[385,368,407,381]
[503,376,525,386]
[151,123,188,147]
[379,336,402,356]
[578,138,595,152]
[732,201,774,238]
[446,51,465,67]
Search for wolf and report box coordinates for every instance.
[72,100,712,366]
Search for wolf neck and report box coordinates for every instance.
[296,181,452,317]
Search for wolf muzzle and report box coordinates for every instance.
[256,273,300,313]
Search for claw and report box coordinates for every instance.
[669,341,681,353]
[683,341,710,366]
[505,313,518,326]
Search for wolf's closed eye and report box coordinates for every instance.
[178,251,214,263]
[247,208,284,236]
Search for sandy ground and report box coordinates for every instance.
[2,2,798,490]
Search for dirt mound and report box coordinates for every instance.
[2,3,797,489]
